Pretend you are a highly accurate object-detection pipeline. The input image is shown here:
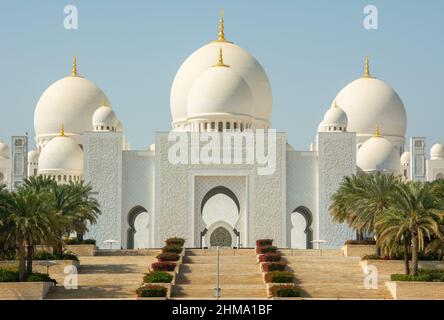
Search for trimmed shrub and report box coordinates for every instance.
[26,272,56,284]
[136,285,167,297]
[263,262,287,272]
[391,269,444,282]
[157,252,180,262]
[151,262,177,272]
[259,253,282,262]
[265,271,294,283]
[344,239,376,245]
[64,238,96,245]
[165,237,185,247]
[0,268,20,282]
[361,254,382,261]
[33,251,79,261]
[162,245,183,254]
[256,246,278,254]
[256,239,273,247]
[143,271,173,283]
[270,285,300,297]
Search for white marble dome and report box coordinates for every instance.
[0,141,9,159]
[28,150,39,163]
[38,135,83,175]
[357,135,400,173]
[431,143,444,160]
[400,151,411,166]
[187,64,253,120]
[34,70,109,142]
[333,75,406,139]
[170,41,271,127]
[93,105,118,131]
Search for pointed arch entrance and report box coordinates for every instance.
[290,206,313,249]
[127,205,150,249]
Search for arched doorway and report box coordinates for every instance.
[290,206,313,249]
[127,206,150,249]
[200,186,240,248]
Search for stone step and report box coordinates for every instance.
[185,249,256,256]
[280,249,343,256]
[176,273,263,285]
[180,263,259,273]
[172,284,267,299]
[94,249,161,256]
[183,256,257,264]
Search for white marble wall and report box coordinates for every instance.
[83,132,123,249]
[317,132,356,248]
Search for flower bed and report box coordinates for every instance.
[262,262,287,272]
[265,271,294,284]
[162,245,183,254]
[259,253,282,262]
[151,262,177,272]
[269,284,300,297]
[256,239,273,247]
[157,252,180,262]
[256,246,278,254]
[391,269,444,282]
[165,237,185,247]
[136,285,167,298]
[143,271,173,284]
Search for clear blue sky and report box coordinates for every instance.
[0,0,443,152]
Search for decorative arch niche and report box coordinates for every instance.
[127,205,149,249]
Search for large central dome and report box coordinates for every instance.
[170,15,272,130]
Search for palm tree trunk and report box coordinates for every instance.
[18,239,26,282]
[26,241,34,275]
[76,232,84,243]
[403,240,410,275]
[411,229,419,276]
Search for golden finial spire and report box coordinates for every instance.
[71,56,78,77]
[103,98,109,107]
[364,57,371,78]
[218,9,225,42]
[333,100,338,108]
[213,48,230,68]
[60,123,65,137]
[374,124,381,137]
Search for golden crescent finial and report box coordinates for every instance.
[218,9,225,42]
[364,57,371,78]
[213,48,230,68]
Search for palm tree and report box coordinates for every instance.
[330,173,401,248]
[387,181,444,275]
[376,209,411,274]
[0,188,55,280]
[66,181,101,242]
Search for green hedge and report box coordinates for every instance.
[344,239,376,245]
[270,285,300,297]
[391,269,444,282]
[33,251,79,261]
[0,268,56,283]
[157,252,180,262]
[263,262,287,272]
[136,285,167,297]
[64,238,96,245]
[162,245,183,254]
[143,271,173,283]
[259,253,282,262]
[265,271,294,283]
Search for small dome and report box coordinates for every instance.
[28,150,39,163]
[116,121,123,132]
[93,105,118,131]
[431,143,444,160]
[0,141,9,159]
[317,121,326,133]
[400,151,411,166]
[38,135,83,174]
[187,62,253,120]
[322,102,348,131]
[357,135,400,173]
